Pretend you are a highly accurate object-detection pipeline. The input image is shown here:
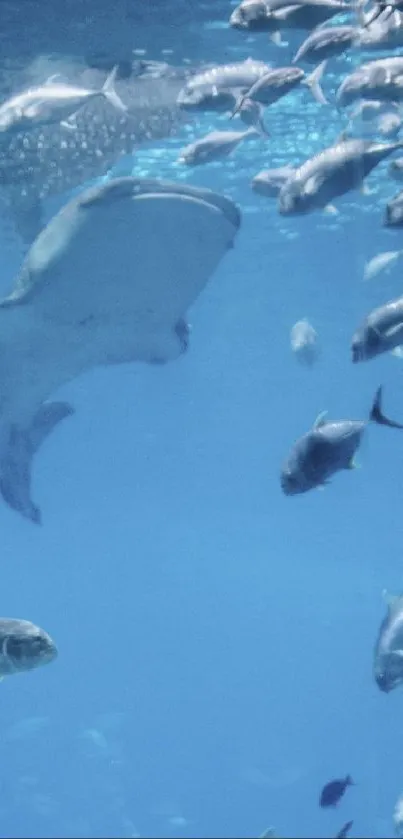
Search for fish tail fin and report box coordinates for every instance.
[370,386,403,429]
[355,0,369,26]
[230,95,246,120]
[102,65,127,113]
[0,401,74,525]
[305,61,328,105]
[257,115,270,139]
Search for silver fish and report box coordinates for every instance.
[230,0,296,31]
[280,387,403,495]
[349,101,402,138]
[351,293,403,361]
[278,138,403,215]
[0,65,126,135]
[230,0,350,32]
[357,8,403,49]
[290,318,320,365]
[363,249,402,280]
[385,187,403,225]
[230,62,328,115]
[293,25,359,65]
[176,59,272,112]
[374,592,403,692]
[337,56,403,107]
[252,165,296,196]
[178,128,258,165]
[0,618,57,677]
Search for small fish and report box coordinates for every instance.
[320,776,354,808]
[364,0,397,26]
[231,62,328,117]
[281,387,403,495]
[351,99,396,123]
[385,187,403,226]
[252,165,296,197]
[363,250,403,280]
[290,318,320,365]
[351,293,403,361]
[278,138,403,215]
[176,59,272,112]
[293,25,359,65]
[178,128,258,165]
[357,8,403,50]
[335,820,354,838]
[0,619,57,677]
[0,66,127,134]
[230,0,274,31]
[349,100,402,138]
[230,0,350,34]
[337,56,403,107]
[374,591,403,692]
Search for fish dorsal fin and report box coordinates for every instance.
[44,73,64,85]
[313,410,328,429]
[276,4,301,19]
[382,589,403,614]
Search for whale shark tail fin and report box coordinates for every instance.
[0,401,74,525]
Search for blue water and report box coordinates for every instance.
[1,1,403,837]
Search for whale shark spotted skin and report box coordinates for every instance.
[0,61,191,243]
[0,176,241,524]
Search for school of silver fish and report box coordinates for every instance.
[2,0,403,833]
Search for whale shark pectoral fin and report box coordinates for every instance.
[0,401,74,524]
[28,401,75,453]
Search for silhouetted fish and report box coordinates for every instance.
[335,820,354,838]
[0,618,57,677]
[281,387,403,495]
[320,776,354,808]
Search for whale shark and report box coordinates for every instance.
[0,176,241,524]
